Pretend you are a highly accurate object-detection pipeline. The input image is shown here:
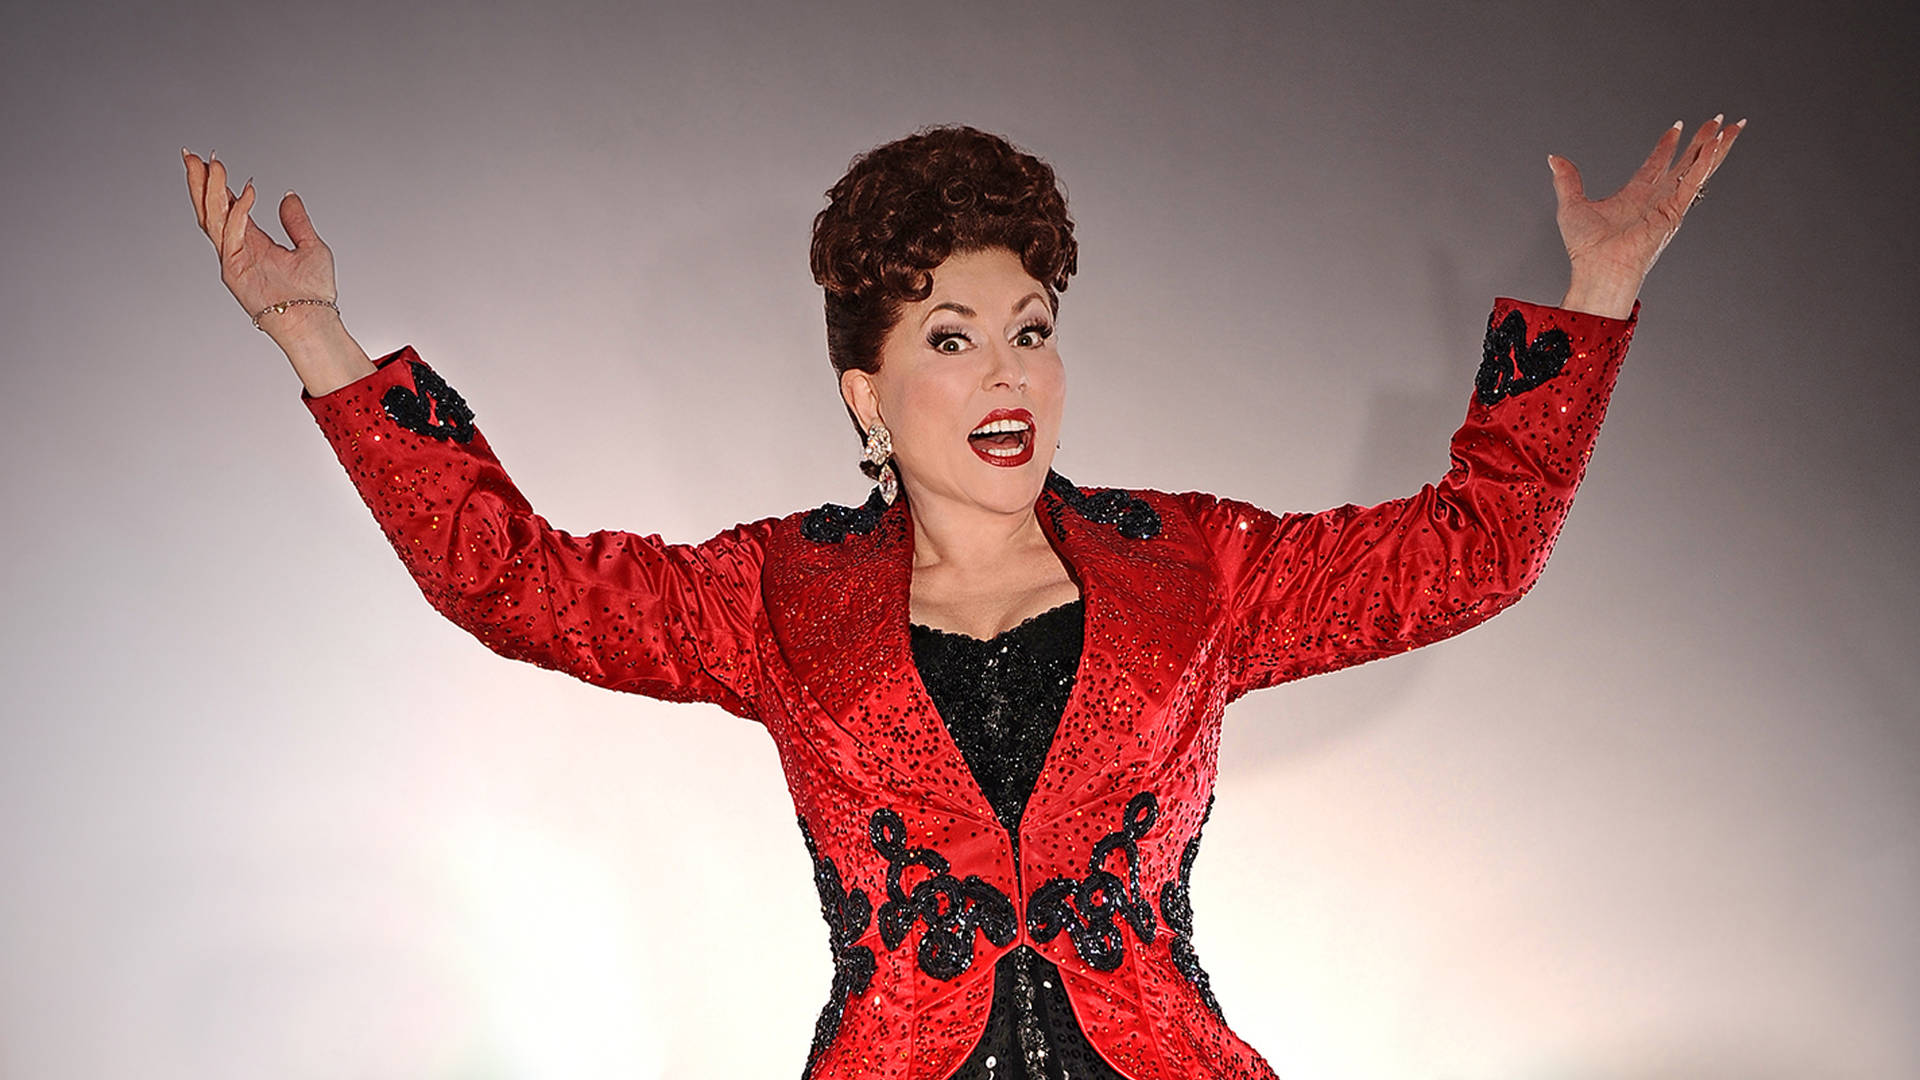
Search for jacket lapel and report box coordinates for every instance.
[764,476,1220,836]
[764,493,993,824]
[1024,480,1222,829]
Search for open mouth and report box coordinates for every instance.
[968,409,1035,468]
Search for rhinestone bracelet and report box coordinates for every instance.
[251,297,339,331]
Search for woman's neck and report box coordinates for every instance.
[905,490,1049,576]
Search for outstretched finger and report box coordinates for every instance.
[1676,123,1723,196]
[1548,154,1585,209]
[221,179,256,266]
[182,149,209,231]
[206,156,231,251]
[280,190,322,249]
[1703,117,1746,182]
[1630,121,1685,188]
[228,183,293,254]
[1667,116,1725,186]
[1667,118,1739,220]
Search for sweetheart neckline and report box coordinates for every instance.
[908,597,1084,645]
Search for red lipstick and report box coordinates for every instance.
[967,407,1035,468]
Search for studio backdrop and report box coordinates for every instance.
[1,2,1914,1078]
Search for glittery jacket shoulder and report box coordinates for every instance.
[303,297,1637,1079]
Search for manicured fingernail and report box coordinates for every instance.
[1736,118,1748,127]
[1713,113,1724,124]
[210,149,217,161]
[243,176,253,193]
[180,147,189,158]
[285,190,296,199]
[1672,121,1683,129]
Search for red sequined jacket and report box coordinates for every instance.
[303,297,1637,1079]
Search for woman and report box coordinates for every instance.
[182,120,1740,1079]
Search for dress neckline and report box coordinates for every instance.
[909,598,1084,646]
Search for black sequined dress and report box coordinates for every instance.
[910,599,1126,1080]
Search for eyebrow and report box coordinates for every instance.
[921,292,1050,325]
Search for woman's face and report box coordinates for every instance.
[841,246,1064,518]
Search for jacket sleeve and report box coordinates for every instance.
[1182,297,1639,701]
[304,345,767,721]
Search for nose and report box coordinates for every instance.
[984,338,1028,391]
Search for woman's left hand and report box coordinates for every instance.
[1550,115,1744,317]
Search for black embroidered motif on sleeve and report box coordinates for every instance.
[1475,308,1572,406]
[1043,470,1161,540]
[1158,793,1224,1020]
[798,816,876,1080]
[1026,791,1160,971]
[381,359,476,444]
[869,807,1017,980]
[801,487,890,544]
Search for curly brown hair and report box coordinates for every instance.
[811,125,1078,436]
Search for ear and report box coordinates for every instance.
[840,367,881,431]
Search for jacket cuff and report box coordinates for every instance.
[1476,297,1638,409]
[303,344,480,450]
[1495,296,1641,336]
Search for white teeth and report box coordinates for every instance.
[969,418,1032,436]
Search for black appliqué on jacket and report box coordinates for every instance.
[799,816,875,1080]
[869,807,1018,980]
[801,487,890,543]
[1475,309,1572,406]
[1045,471,1161,540]
[1158,793,1224,1020]
[1027,791,1161,971]
[381,359,476,443]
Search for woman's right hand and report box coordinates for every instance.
[182,148,340,346]
[183,149,373,394]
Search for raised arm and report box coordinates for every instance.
[303,349,769,719]
[1185,116,1741,699]
[184,150,767,720]
[1187,297,1635,699]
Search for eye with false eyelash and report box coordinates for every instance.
[926,319,1055,353]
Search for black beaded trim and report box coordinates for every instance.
[380,359,476,444]
[869,808,1017,980]
[1044,471,1160,540]
[799,817,876,1080]
[1026,791,1160,971]
[1157,793,1224,1020]
[1475,309,1572,406]
[801,487,890,544]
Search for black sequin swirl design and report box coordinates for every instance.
[380,359,476,444]
[801,487,890,543]
[1475,309,1572,406]
[1158,793,1224,1020]
[869,808,1018,981]
[1026,791,1160,971]
[798,817,876,1080]
[1044,470,1161,540]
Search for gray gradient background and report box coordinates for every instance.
[2,1,1914,1077]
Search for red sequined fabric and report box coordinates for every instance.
[303,297,1638,1079]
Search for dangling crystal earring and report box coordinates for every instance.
[864,420,898,505]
